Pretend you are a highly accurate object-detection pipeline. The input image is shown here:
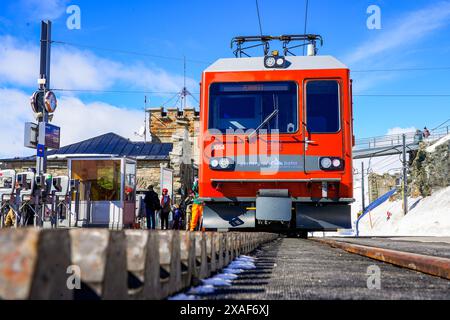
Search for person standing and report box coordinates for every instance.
[160,188,171,230]
[423,127,431,139]
[189,178,204,231]
[144,185,160,230]
[172,204,182,230]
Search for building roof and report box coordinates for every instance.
[204,55,348,73]
[1,132,173,162]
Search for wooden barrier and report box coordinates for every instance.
[0,229,277,300]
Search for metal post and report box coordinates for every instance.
[35,20,52,228]
[36,20,52,176]
[361,162,365,213]
[402,134,408,215]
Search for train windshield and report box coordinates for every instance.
[209,82,298,133]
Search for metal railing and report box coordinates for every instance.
[354,125,450,151]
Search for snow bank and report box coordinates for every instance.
[358,186,450,236]
[426,133,450,153]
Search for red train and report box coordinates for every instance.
[198,35,354,235]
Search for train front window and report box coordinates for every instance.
[306,80,340,133]
[209,82,298,133]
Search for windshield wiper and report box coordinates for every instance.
[247,109,279,140]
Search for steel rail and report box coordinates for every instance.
[313,238,450,280]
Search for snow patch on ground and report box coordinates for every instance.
[426,133,450,153]
[168,255,257,300]
[358,186,450,236]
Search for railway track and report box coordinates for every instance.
[178,236,450,300]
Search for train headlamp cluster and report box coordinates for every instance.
[319,157,344,171]
[264,51,286,69]
[210,157,235,171]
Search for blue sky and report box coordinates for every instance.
[0,0,449,157]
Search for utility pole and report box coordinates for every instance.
[402,134,408,215]
[361,161,366,213]
[36,20,52,176]
[182,56,187,110]
[144,96,147,143]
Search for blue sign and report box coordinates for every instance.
[37,144,45,157]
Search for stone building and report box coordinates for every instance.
[368,173,401,203]
[148,106,200,166]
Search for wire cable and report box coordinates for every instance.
[431,118,450,131]
[353,66,450,73]
[51,40,211,65]
[354,94,450,97]
[302,0,309,56]
[52,88,200,95]
[255,0,263,37]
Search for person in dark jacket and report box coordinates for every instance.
[144,185,160,229]
[172,204,182,230]
[160,188,171,230]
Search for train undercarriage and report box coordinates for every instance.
[201,189,353,236]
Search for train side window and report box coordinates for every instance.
[306,80,340,133]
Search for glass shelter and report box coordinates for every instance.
[68,157,136,229]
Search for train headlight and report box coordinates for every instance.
[210,158,235,171]
[320,157,344,171]
[264,54,286,69]
[210,159,219,168]
[219,158,231,169]
[332,159,341,168]
[320,157,332,169]
[264,56,276,68]
[276,57,285,67]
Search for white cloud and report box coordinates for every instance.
[18,0,69,21]
[0,35,198,97]
[0,88,144,159]
[0,36,39,87]
[0,88,36,158]
[386,127,416,135]
[347,1,450,65]
[347,2,450,94]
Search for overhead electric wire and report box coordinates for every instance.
[255,0,263,36]
[431,118,450,131]
[52,88,200,95]
[51,40,211,65]
[377,157,401,171]
[302,0,309,56]
[354,94,450,97]
[353,66,450,73]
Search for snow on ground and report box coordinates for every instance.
[426,133,450,153]
[168,255,257,300]
[358,186,450,236]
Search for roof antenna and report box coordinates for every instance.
[177,56,199,110]
[182,56,187,109]
[135,95,148,142]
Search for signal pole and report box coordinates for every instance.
[402,134,408,215]
[361,162,366,213]
[36,20,52,176]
